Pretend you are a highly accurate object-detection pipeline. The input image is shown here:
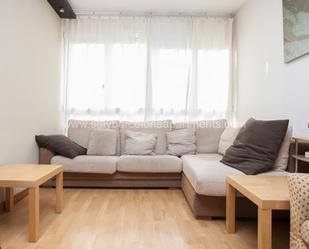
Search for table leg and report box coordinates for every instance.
[258,207,272,249]
[226,182,236,233]
[55,172,63,213]
[5,188,14,212]
[29,187,39,242]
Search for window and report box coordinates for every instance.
[63,17,233,121]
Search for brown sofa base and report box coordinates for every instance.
[44,172,182,188]
[181,174,289,219]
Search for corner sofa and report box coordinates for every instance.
[39,119,290,218]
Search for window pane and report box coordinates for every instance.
[197,49,230,117]
[67,43,147,119]
[67,44,105,112]
[151,49,189,113]
[106,43,147,113]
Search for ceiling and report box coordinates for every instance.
[69,0,247,15]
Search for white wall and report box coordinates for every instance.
[235,0,309,136]
[0,0,62,165]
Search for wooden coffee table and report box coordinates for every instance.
[0,164,64,242]
[226,175,290,249]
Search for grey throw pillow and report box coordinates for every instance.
[221,118,289,175]
[167,129,197,156]
[87,129,118,155]
[123,130,157,155]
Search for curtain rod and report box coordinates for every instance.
[75,11,233,18]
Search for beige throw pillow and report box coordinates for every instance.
[167,129,197,156]
[218,127,241,155]
[273,127,292,171]
[120,120,171,155]
[173,120,227,153]
[124,130,157,155]
[87,129,118,155]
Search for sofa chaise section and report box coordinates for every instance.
[181,153,289,218]
[182,154,244,196]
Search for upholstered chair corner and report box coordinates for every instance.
[301,220,309,248]
[287,174,309,249]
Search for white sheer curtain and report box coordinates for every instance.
[62,16,233,121]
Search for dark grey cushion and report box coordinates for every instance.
[221,118,289,175]
[35,135,86,159]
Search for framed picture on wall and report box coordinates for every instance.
[283,0,309,63]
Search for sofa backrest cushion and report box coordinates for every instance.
[218,127,241,155]
[87,129,118,156]
[120,120,172,155]
[68,120,120,155]
[273,126,293,171]
[173,120,227,153]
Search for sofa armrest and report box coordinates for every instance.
[39,148,54,164]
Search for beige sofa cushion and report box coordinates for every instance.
[120,120,172,155]
[173,120,227,153]
[117,155,182,173]
[273,127,293,171]
[218,127,240,155]
[68,120,120,155]
[87,129,118,155]
[51,155,117,174]
[182,154,244,196]
[182,154,288,196]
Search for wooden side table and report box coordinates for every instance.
[226,175,290,249]
[292,137,309,172]
[0,164,63,242]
